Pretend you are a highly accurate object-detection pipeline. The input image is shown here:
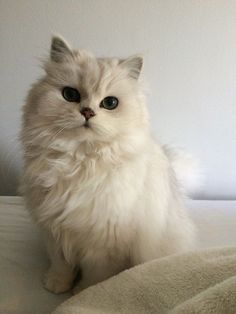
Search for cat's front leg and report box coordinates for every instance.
[73,257,122,294]
[43,235,76,294]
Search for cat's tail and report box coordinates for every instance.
[164,146,204,198]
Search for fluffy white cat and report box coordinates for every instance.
[21,36,196,294]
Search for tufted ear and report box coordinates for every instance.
[120,55,143,79]
[50,35,73,63]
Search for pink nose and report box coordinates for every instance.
[80,107,95,120]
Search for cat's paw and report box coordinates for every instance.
[43,270,72,294]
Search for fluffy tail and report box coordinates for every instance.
[164,146,204,197]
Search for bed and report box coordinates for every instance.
[0,196,236,314]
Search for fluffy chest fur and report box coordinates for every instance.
[25,139,147,263]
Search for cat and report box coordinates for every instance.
[21,36,196,294]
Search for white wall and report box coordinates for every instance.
[0,0,235,199]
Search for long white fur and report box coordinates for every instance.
[164,146,204,197]
[21,36,196,294]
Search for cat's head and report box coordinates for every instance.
[24,36,149,146]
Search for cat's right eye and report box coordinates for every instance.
[62,87,81,103]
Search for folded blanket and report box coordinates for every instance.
[53,247,236,314]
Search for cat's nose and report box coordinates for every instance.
[80,107,95,120]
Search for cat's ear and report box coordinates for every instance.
[120,55,143,80]
[50,36,73,63]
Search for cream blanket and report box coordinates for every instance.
[53,247,236,314]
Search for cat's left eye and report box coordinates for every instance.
[100,96,119,110]
[62,87,81,103]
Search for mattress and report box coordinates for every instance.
[0,196,236,314]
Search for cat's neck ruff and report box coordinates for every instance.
[48,129,150,164]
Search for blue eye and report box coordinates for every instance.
[100,96,119,110]
[62,87,80,102]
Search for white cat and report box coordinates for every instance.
[21,36,196,294]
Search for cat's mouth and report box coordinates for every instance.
[83,121,90,128]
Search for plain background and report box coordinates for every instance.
[0,0,235,199]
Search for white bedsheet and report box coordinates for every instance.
[0,196,236,314]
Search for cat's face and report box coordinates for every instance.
[25,36,149,145]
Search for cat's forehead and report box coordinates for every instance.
[61,51,121,95]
